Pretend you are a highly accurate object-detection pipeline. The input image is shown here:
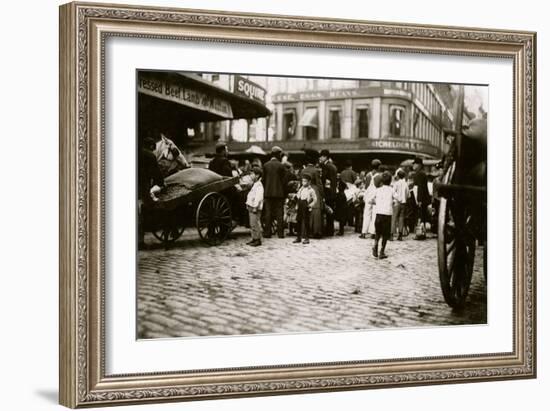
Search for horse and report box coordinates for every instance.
[154,134,189,177]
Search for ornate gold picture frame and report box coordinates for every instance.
[59,2,536,408]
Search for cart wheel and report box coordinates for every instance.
[437,197,476,309]
[483,239,487,281]
[196,192,232,246]
[152,226,185,244]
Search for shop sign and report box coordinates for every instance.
[138,75,233,118]
[231,137,440,157]
[272,87,387,103]
[365,138,440,156]
[233,75,267,104]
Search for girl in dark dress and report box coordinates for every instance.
[335,180,349,236]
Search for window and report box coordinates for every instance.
[390,106,405,136]
[357,108,369,138]
[299,107,319,140]
[283,109,296,140]
[413,109,420,138]
[329,108,341,139]
[213,122,222,141]
[305,126,318,141]
[248,119,257,142]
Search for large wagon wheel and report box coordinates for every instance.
[196,192,232,246]
[152,226,185,245]
[483,239,487,280]
[437,196,476,309]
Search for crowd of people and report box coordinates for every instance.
[208,141,437,260]
[138,132,438,258]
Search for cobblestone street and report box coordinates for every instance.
[137,227,486,339]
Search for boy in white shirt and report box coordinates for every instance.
[392,168,409,241]
[370,171,397,259]
[245,167,264,247]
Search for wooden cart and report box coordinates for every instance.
[141,175,239,246]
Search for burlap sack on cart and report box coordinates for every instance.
[159,168,224,202]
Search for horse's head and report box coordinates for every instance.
[154,134,189,176]
[154,135,173,160]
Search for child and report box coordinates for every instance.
[370,171,396,259]
[335,180,349,236]
[360,173,381,239]
[392,168,409,241]
[284,180,299,236]
[293,174,317,245]
[353,179,366,233]
[245,167,264,247]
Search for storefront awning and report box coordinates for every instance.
[299,108,318,128]
[245,145,267,156]
[137,71,271,124]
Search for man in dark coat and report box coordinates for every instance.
[262,146,287,238]
[301,149,323,238]
[138,137,165,248]
[138,138,164,202]
[340,160,358,184]
[208,142,233,177]
[319,149,338,236]
[412,157,431,231]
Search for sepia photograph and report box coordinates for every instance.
[136,70,488,339]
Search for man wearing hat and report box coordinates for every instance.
[340,160,358,184]
[412,157,430,239]
[301,149,323,238]
[138,137,165,249]
[262,146,287,238]
[366,159,382,184]
[319,149,337,236]
[208,141,233,177]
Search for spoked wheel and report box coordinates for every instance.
[152,226,185,245]
[196,192,232,246]
[438,196,476,309]
[483,239,487,281]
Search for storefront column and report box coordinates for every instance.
[297,101,305,140]
[227,120,233,141]
[318,100,326,140]
[276,104,284,141]
[343,98,353,139]
[371,97,382,139]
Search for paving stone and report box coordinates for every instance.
[137,227,487,338]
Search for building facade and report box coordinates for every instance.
[270,79,455,166]
[199,73,273,143]
[172,74,463,170]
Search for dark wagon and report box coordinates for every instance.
[141,169,239,246]
[436,86,487,309]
